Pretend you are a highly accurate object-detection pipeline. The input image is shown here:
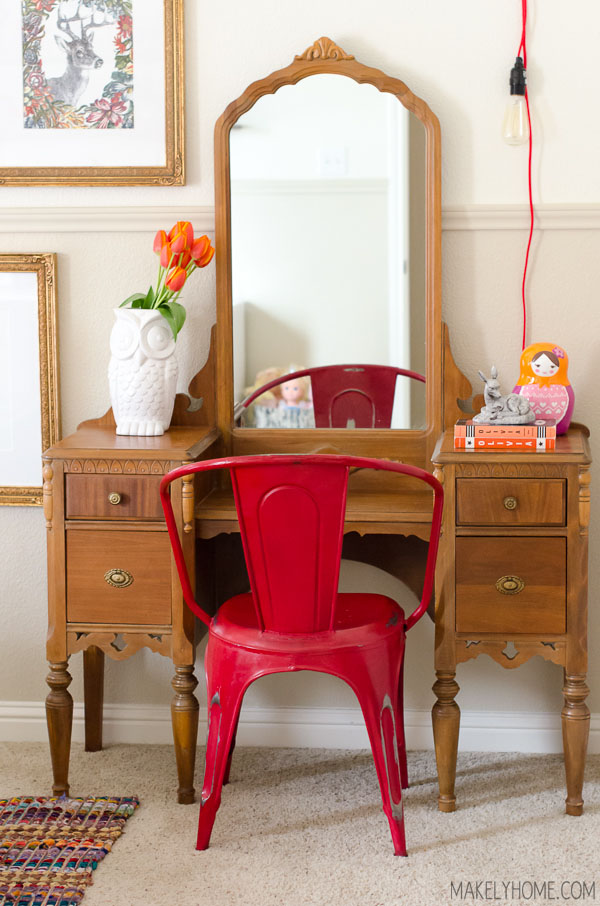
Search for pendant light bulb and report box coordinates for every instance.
[503,56,529,145]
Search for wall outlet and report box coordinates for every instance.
[318,147,348,177]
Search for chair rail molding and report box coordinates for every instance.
[1,204,600,233]
[1,700,598,753]
[0,207,215,234]
[442,204,600,231]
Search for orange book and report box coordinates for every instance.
[454,418,556,439]
[454,436,556,451]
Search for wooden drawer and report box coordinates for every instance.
[67,530,172,624]
[66,474,164,520]
[456,537,566,634]
[456,478,565,526]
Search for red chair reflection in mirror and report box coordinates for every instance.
[161,454,443,856]
[236,364,426,428]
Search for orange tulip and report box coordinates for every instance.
[178,250,192,269]
[197,244,215,268]
[166,266,187,292]
[191,235,215,267]
[191,235,209,258]
[160,241,174,269]
[153,229,168,254]
[170,229,189,255]
[168,221,194,246]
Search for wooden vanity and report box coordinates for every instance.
[432,427,591,815]
[43,422,219,803]
[43,37,592,815]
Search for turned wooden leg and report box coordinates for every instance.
[83,647,105,752]
[562,673,590,816]
[46,661,73,797]
[171,665,200,804]
[432,671,460,813]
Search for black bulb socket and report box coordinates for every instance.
[509,56,527,96]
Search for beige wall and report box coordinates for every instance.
[1,0,599,735]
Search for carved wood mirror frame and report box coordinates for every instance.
[214,37,464,468]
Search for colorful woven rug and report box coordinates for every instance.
[0,796,139,906]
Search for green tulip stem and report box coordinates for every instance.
[154,251,177,306]
[152,258,164,308]
[170,283,185,305]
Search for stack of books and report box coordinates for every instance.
[454,419,557,451]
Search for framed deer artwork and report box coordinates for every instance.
[0,255,60,506]
[0,0,184,186]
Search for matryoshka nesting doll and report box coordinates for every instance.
[512,342,574,434]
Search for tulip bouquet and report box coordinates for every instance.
[120,221,215,340]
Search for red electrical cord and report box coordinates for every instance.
[517,0,534,350]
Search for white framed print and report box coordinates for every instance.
[0,254,60,506]
[0,0,184,186]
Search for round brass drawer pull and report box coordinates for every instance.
[104,568,133,589]
[503,496,518,511]
[496,575,525,595]
[108,492,122,505]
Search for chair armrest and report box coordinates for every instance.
[160,468,212,627]
[369,459,443,632]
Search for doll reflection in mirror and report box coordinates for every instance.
[279,375,312,410]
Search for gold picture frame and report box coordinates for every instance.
[1,0,184,187]
[0,254,60,506]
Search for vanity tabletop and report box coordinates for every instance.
[432,424,591,465]
[44,424,220,461]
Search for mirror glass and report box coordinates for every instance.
[230,73,427,430]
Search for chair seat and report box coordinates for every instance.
[211,592,405,653]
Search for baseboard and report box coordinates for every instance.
[1,701,598,753]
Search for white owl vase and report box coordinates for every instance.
[109,308,178,436]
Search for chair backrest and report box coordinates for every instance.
[160,454,443,634]
[240,365,426,428]
[231,458,348,632]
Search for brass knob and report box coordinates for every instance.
[108,492,122,505]
[104,568,133,589]
[503,496,518,511]
[496,575,525,595]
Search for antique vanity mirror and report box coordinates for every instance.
[215,37,462,468]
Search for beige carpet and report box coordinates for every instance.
[1,743,598,906]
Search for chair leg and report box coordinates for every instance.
[397,659,409,790]
[354,664,407,856]
[223,719,239,786]
[197,675,246,851]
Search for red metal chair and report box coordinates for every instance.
[237,364,426,428]
[160,454,443,855]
